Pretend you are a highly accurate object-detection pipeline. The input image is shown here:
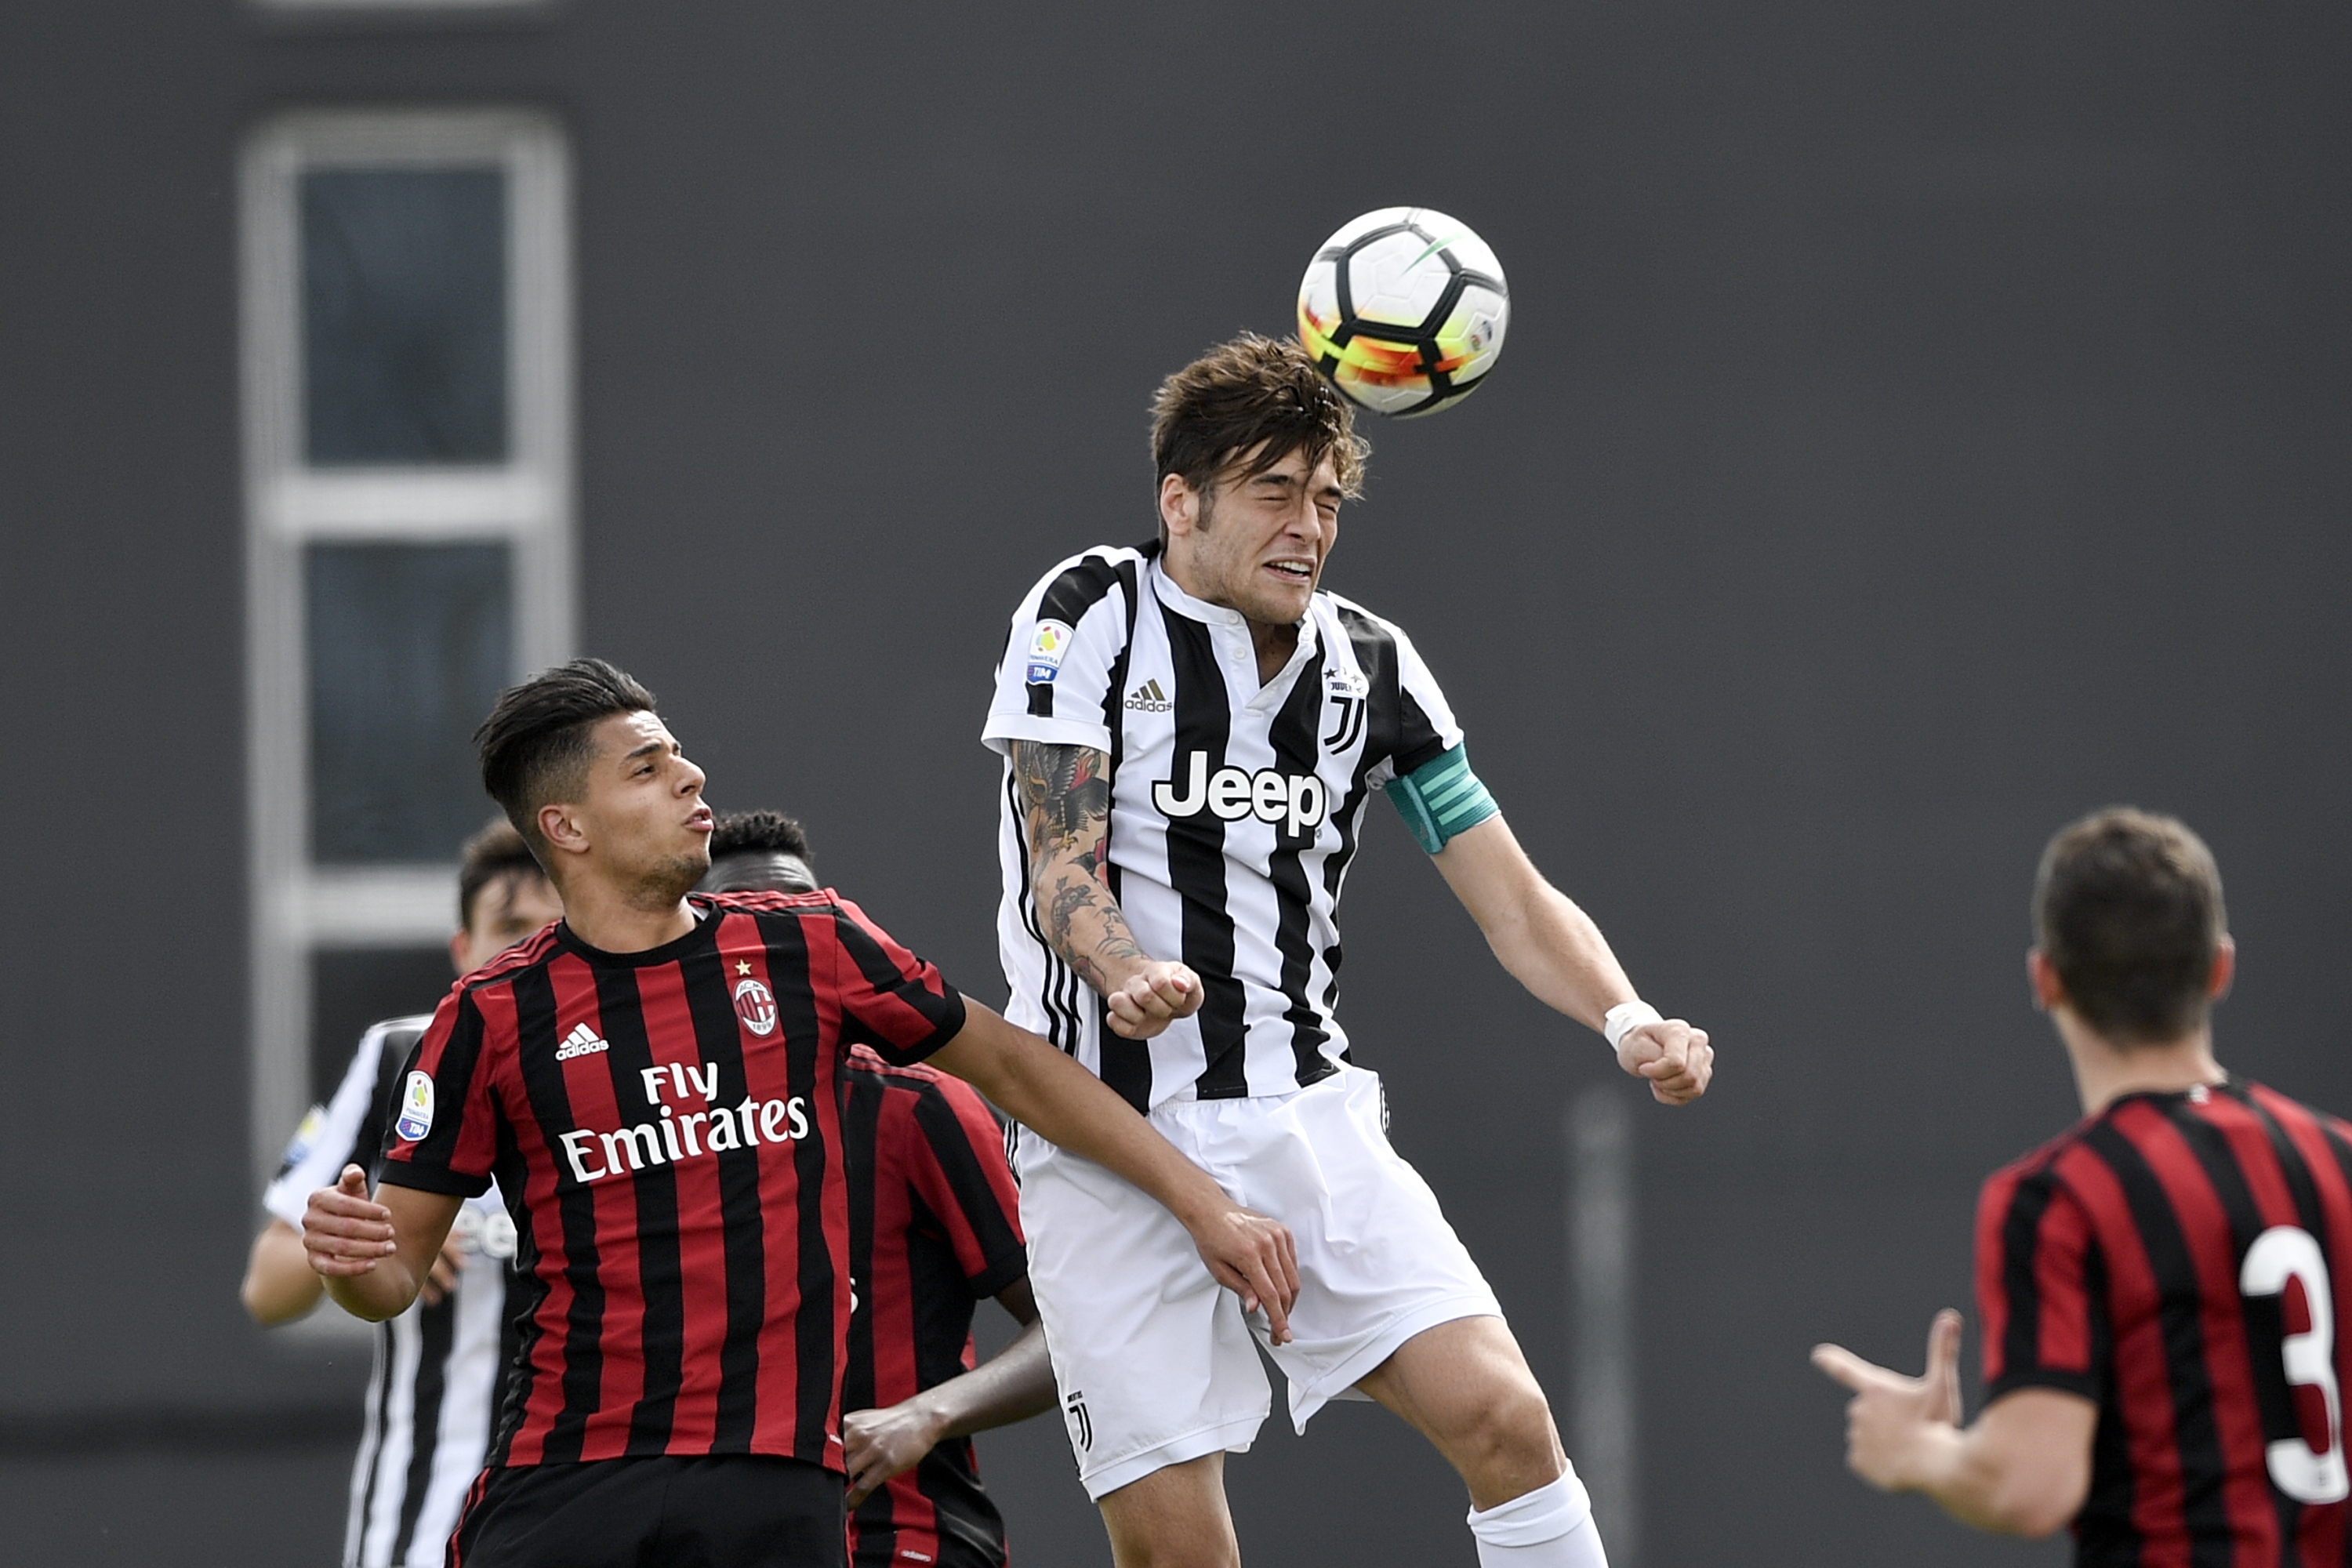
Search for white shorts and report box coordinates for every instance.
[1018,1063,1504,1499]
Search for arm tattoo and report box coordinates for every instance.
[1013,742,1111,873]
[1012,742,1147,990]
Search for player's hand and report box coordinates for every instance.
[1616,1018,1713,1105]
[1190,1203,1300,1346]
[418,1234,466,1308]
[303,1165,397,1278]
[1103,960,1203,1040]
[1810,1308,1965,1491]
[842,1399,946,1507]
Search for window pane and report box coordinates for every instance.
[302,166,509,465]
[308,542,513,863]
[311,947,456,1112]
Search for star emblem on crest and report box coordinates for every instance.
[736,960,752,976]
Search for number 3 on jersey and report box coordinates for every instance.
[2241,1224,2351,1504]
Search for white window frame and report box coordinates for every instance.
[241,109,573,1188]
[252,0,546,13]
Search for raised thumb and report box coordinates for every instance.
[1926,1308,1962,1375]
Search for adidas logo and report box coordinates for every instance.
[1125,679,1172,714]
[554,1022,610,1062]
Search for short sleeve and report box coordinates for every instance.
[261,1018,419,1226]
[901,1076,1029,1300]
[827,899,970,1065]
[1386,618,1465,780]
[1976,1162,2103,1403]
[981,550,1138,758]
[376,986,500,1199]
[1332,597,1466,788]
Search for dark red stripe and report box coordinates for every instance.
[2054,1136,2198,1566]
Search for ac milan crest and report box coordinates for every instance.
[733,976,779,1036]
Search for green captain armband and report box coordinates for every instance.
[1383,743,1500,855]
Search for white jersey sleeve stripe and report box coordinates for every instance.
[265,1016,430,1229]
[982,547,1145,757]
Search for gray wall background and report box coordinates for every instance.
[2,2,2346,1563]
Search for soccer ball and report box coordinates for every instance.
[1296,207,1509,419]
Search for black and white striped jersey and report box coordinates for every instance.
[264,1016,521,1568]
[983,542,1461,1110]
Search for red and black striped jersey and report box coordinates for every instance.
[1978,1078,2352,1566]
[841,1046,1029,1568]
[378,891,967,1474]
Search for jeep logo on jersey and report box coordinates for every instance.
[733,976,778,1036]
[1151,751,1327,838]
[394,1070,434,1142]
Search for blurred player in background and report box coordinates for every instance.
[982,334,1713,1568]
[1815,808,2352,1563]
[241,820,560,1568]
[299,660,1295,1568]
[700,807,818,898]
[700,808,1058,1568]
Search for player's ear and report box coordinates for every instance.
[2027,949,2066,1012]
[539,800,589,858]
[1160,472,1200,539]
[448,928,471,975]
[2208,936,2236,1001]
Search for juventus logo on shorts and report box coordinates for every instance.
[1065,1390,1093,1451]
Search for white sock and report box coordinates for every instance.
[1465,1468,1609,1568]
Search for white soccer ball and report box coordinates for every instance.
[1296,207,1509,419]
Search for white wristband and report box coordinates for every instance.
[1602,1001,1664,1051]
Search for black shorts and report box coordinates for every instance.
[451,1455,846,1568]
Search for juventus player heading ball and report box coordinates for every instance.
[984,334,1713,1568]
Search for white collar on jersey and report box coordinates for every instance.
[1149,556,1326,702]
[1149,555,1325,652]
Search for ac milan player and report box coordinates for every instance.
[299,659,1296,1568]
[699,810,1058,1568]
[1814,808,2352,1564]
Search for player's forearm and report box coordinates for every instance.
[916,1319,1058,1442]
[1907,1423,2074,1538]
[940,1006,1229,1230]
[1030,851,1154,996]
[306,1180,461,1323]
[241,1221,327,1325]
[1482,880,1637,1033]
[1011,741,1159,996]
[320,1258,425,1323]
[1002,1046,1227,1225]
[1435,817,1638,1033]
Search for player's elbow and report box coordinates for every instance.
[1980,1465,2086,1539]
[1993,1494,2078,1540]
[238,1270,280,1325]
[322,1278,405,1323]
[241,1226,325,1325]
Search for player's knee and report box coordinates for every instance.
[1105,1515,1240,1568]
[1454,1381,1563,1479]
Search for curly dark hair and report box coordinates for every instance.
[707,809,813,862]
[1149,333,1368,542]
